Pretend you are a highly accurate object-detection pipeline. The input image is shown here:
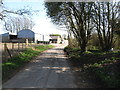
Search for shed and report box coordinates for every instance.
[17,29,35,42]
[49,34,62,44]
[0,32,17,43]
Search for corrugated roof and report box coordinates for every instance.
[0,32,17,36]
[50,36,60,39]
[18,29,35,39]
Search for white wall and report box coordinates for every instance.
[35,34,50,43]
[43,35,50,41]
[35,33,42,43]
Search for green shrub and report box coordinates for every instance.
[64,46,120,87]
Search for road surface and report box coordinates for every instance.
[3,41,80,88]
[3,40,101,88]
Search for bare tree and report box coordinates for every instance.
[4,16,35,33]
[92,2,120,51]
[1,0,37,33]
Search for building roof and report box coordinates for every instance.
[50,36,60,39]
[18,29,35,39]
[0,32,17,36]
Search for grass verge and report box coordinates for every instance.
[64,46,120,88]
[2,45,54,83]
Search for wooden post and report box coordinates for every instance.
[12,43,14,55]
[18,43,20,50]
[28,42,30,48]
[4,43,7,61]
[26,39,28,48]
[30,42,31,47]
[22,43,23,49]
[24,43,25,48]
[4,43,12,60]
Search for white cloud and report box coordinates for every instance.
[32,18,67,35]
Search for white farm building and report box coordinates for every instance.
[1,29,63,44]
[17,29,50,43]
[49,34,62,44]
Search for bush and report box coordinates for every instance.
[64,46,120,87]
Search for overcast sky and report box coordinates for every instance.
[0,0,67,35]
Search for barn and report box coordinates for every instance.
[0,32,17,43]
[49,34,62,44]
[17,29,35,43]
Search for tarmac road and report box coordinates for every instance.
[3,40,79,88]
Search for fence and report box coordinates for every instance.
[1,42,40,62]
